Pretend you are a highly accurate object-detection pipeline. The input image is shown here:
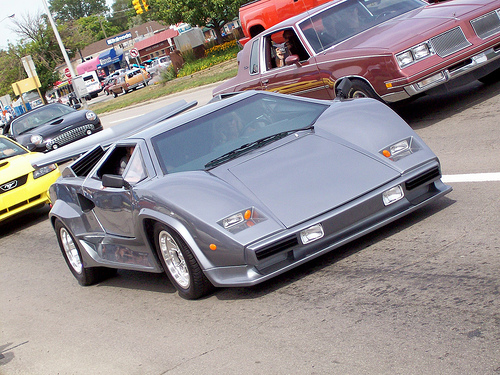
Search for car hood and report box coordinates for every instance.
[0,152,37,184]
[333,2,486,53]
[216,133,400,228]
[19,111,89,139]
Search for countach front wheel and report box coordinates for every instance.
[55,219,99,286]
[154,223,214,299]
[55,219,115,286]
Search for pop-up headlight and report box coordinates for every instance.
[219,208,266,234]
[381,137,420,161]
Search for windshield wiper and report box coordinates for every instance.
[205,125,313,169]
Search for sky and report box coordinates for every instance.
[0,0,114,49]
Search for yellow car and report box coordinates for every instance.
[0,135,60,222]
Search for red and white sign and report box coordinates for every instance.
[64,67,71,78]
[130,48,139,58]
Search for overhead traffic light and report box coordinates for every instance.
[141,0,150,11]
[132,0,143,14]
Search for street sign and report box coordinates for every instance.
[64,68,71,78]
[130,48,139,58]
[21,56,37,78]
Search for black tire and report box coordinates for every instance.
[478,68,500,84]
[113,91,118,98]
[54,219,101,286]
[347,79,381,101]
[153,223,214,299]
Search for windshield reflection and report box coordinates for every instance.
[152,94,328,173]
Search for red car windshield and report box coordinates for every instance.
[300,0,425,53]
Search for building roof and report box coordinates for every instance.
[78,21,168,59]
[134,29,179,50]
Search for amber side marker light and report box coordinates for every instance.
[382,150,391,157]
[244,210,251,220]
[210,244,217,251]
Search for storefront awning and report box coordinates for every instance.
[98,48,124,67]
[76,56,100,75]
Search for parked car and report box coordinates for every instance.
[0,135,60,222]
[214,0,500,103]
[43,91,451,299]
[2,103,102,152]
[102,76,117,95]
[146,56,172,76]
[108,68,151,97]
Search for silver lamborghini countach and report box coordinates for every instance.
[44,91,451,299]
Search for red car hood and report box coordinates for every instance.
[332,1,489,54]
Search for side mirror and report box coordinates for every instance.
[102,174,131,189]
[285,55,301,66]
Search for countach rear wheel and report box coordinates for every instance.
[154,223,214,299]
[55,219,115,286]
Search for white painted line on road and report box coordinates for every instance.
[108,115,142,124]
[442,172,500,183]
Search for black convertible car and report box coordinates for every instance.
[3,103,102,152]
[34,92,452,299]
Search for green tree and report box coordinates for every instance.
[148,0,245,44]
[2,12,62,102]
[49,0,109,23]
[75,15,121,41]
[109,0,135,32]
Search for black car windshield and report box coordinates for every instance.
[300,0,426,53]
[0,137,28,160]
[10,104,76,136]
[152,94,328,174]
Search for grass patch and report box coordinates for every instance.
[90,55,238,115]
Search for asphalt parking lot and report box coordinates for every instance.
[1,80,499,374]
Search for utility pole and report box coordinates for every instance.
[41,0,88,108]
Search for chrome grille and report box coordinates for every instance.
[471,10,500,39]
[430,27,471,58]
[0,174,28,194]
[46,124,95,149]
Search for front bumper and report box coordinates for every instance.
[0,168,60,222]
[203,162,452,287]
[382,44,500,102]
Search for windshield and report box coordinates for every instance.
[152,94,328,174]
[10,104,76,136]
[0,137,28,160]
[300,0,425,53]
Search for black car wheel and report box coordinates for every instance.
[55,219,115,286]
[346,79,379,99]
[154,223,214,299]
[113,91,118,98]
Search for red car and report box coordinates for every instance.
[239,0,332,44]
[214,0,500,103]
